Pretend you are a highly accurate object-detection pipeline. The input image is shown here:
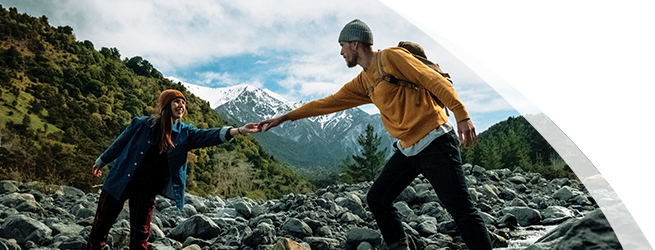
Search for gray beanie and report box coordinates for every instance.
[338,19,373,45]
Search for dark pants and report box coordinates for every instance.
[86,189,157,250]
[367,130,492,250]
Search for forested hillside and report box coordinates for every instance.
[0,5,313,199]
[463,79,653,182]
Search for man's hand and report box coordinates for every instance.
[258,114,289,132]
[91,164,102,177]
[457,119,476,148]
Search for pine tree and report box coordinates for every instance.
[341,124,387,183]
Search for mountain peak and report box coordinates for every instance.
[180,82,289,109]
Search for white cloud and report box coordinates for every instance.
[3,0,653,130]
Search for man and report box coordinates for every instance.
[259,19,492,249]
[87,89,259,250]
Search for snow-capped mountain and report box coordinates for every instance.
[182,82,394,171]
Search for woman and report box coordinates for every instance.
[86,89,259,250]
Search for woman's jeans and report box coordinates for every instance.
[367,130,492,250]
[86,189,157,250]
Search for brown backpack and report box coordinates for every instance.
[376,41,453,116]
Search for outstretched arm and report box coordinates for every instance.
[258,114,290,132]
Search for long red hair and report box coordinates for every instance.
[152,90,186,154]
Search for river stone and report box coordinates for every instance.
[281,217,312,236]
[304,237,340,250]
[170,214,221,241]
[553,186,575,201]
[346,227,382,246]
[502,206,542,227]
[243,222,276,246]
[0,181,18,194]
[553,209,621,250]
[0,214,52,245]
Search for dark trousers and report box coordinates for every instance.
[86,189,157,250]
[367,130,492,250]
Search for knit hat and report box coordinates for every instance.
[338,19,373,45]
[159,89,186,108]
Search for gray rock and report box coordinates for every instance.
[336,194,365,218]
[281,217,312,236]
[182,237,210,248]
[149,223,167,242]
[49,222,84,236]
[553,186,574,201]
[346,227,382,246]
[572,194,593,206]
[1,214,52,245]
[396,186,417,204]
[216,207,239,218]
[392,201,417,221]
[109,227,130,248]
[0,193,43,214]
[553,209,621,250]
[184,194,210,213]
[467,188,479,202]
[510,198,528,207]
[182,204,198,217]
[58,186,85,199]
[233,200,252,218]
[418,220,439,236]
[182,244,201,250]
[170,214,221,241]
[477,184,500,200]
[0,181,19,194]
[357,241,374,250]
[316,225,333,237]
[340,212,364,224]
[303,237,340,250]
[542,206,575,220]
[508,176,527,184]
[437,220,458,235]
[57,236,87,250]
[502,206,542,227]
[242,222,276,246]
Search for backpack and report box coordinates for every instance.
[375,41,453,116]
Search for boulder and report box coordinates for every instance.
[0,214,52,246]
[170,214,221,241]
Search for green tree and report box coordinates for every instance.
[341,124,387,183]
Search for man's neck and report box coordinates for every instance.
[358,48,375,71]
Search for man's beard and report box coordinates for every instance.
[346,51,358,68]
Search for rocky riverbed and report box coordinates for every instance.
[0,164,621,249]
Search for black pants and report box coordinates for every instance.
[86,189,157,250]
[367,130,492,250]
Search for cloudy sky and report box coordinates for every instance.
[2,0,520,133]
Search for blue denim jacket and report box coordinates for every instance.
[95,116,232,210]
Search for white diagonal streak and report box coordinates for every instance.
[380,1,653,250]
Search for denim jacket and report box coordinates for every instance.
[95,116,232,210]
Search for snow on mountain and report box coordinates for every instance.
[182,82,394,170]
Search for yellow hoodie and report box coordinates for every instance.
[287,47,470,148]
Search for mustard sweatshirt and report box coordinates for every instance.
[287,47,470,148]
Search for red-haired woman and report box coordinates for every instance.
[86,89,259,250]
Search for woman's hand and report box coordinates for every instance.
[91,164,102,177]
[231,123,260,137]
[239,123,260,134]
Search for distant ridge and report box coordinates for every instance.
[180,82,395,172]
